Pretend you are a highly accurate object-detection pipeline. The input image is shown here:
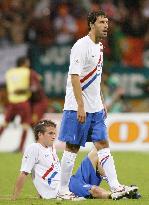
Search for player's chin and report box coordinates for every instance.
[50,138,56,142]
[102,32,107,37]
[48,139,55,145]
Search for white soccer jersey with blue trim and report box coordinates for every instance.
[64,35,104,113]
[20,143,61,199]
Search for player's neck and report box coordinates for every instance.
[88,31,101,44]
[37,141,51,148]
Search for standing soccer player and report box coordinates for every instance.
[58,10,138,199]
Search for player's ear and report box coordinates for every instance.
[38,132,42,138]
[90,22,95,30]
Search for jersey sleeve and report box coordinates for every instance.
[20,144,38,174]
[69,41,86,75]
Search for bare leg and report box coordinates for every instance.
[90,185,111,199]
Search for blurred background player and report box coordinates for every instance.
[0,57,32,152]
[15,56,48,127]
[0,56,48,152]
[29,61,48,127]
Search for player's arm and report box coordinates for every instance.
[69,42,86,123]
[11,145,37,200]
[71,74,86,123]
[11,171,29,200]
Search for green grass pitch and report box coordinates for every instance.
[0,151,148,205]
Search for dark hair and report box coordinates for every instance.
[87,10,107,31]
[16,56,29,67]
[33,120,56,141]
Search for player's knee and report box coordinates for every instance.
[66,142,80,153]
[94,140,109,150]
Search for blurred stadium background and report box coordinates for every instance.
[0,0,149,203]
[0,0,148,152]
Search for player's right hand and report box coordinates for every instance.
[77,106,86,123]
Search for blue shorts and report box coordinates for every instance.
[58,109,108,147]
[69,176,93,198]
[69,156,102,198]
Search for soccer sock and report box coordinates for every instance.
[97,148,120,191]
[19,129,27,152]
[59,150,77,193]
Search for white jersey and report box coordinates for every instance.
[20,143,61,199]
[64,35,104,113]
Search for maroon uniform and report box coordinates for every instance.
[30,70,48,126]
[5,101,31,124]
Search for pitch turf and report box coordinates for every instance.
[0,151,148,205]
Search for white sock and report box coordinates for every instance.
[59,150,77,193]
[97,148,120,191]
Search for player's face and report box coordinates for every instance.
[42,126,56,147]
[94,16,108,38]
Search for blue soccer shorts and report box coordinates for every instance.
[69,176,93,198]
[58,109,108,146]
[69,156,102,198]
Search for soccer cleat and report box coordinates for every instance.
[56,191,85,201]
[112,184,138,200]
[111,184,138,200]
[111,186,126,200]
[123,185,139,198]
[72,196,86,201]
[122,185,138,195]
[125,192,141,199]
[111,191,125,200]
[56,191,75,200]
